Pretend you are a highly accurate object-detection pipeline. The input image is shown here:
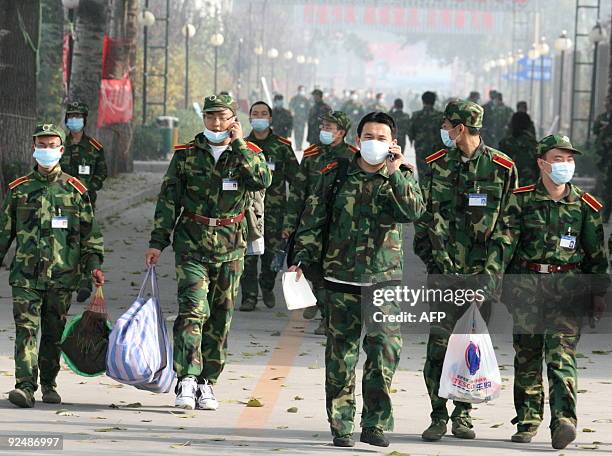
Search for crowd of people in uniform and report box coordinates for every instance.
[0,83,609,451]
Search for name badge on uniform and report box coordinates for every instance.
[560,235,577,249]
[468,193,487,207]
[78,165,91,175]
[51,216,68,229]
[267,161,276,171]
[222,178,238,191]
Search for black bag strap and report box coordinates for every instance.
[320,158,350,265]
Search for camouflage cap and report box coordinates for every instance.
[32,122,66,144]
[444,100,484,129]
[537,134,582,156]
[65,101,89,115]
[320,110,351,132]
[203,94,236,115]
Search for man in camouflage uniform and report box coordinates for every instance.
[290,112,425,448]
[61,101,108,303]
[0,123,105,408]
[368,92,387,112]
[592,110,611,223]
[467,91,481,104]
[307,89,332,146]
[239,101,299,311]
[291,111,358,334]
[498,112,539,186]
[413,100,519,441]
[490,92,514,148]
[516,101,537,136]
[289,86,310,151]
[503,134,610,449]
[481,89,498,146]
[271,94,293,139]
[341,90,366,145]
[408,91,444,185]
[389,98,411,153]
[145,94,272,411]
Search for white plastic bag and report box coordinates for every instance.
[282,271,317,310]
[438,303,502,403]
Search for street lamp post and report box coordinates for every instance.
[237,38,243,104]
[283,50,293,97]
[506,52,514,105]
[554,30,573,133]
[538,37,550,137]
[515,49,524,105]
[267,48,279,90]
[210,32,224,94]
[296,54,305,87]
[254,44,263,96]
[527,43,540,122]
[587,22,607,143]
[313,57,320,87]
[139,8,156,124]
[497,56,507,94]
[182,24,196,109]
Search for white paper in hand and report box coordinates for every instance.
[282,272,317,310]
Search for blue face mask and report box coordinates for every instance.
[440,128,456,148]
[319,130,334,145]
[66,117,84,132]
[33,147,63,168]
[251,118,270,132]
[546,161,575,185]
[203,127,230,143]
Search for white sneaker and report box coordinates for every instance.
[175,376,197,410]
[196,380,219,410]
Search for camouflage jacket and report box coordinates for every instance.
[307,101,332,144]
[289,95,310,122]
[413,141,520,288]
[293,155,425,283]
[245,130,300,238]
[271,107,293,139]
[593,112,611,168]
[0,166,104,290]
[389,108,411,149]
[148,135,272,263]
[408,107,445,162]
[498,130,539,186]
[506,180,610,294]
[60,133,108,201]
[285,141,358,234]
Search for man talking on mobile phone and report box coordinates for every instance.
[144,94,272,412]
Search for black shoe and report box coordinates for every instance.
[551,421,576,450]
[422,419,447,441]
[262,289,276,309]
[8,388,35,408]
[41,386,61,404]
[332,435,355,447]
[239,300,257,312]
[360,427,389,447]
[76,287,92,303]
[451,417,476,439]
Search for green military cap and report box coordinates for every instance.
[32,122,66,144]
[203,94,236,115]
[444,100,484,129]
[65,100,89,115]
[321,110,351,132]
[537,134,582,156]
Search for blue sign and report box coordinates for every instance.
[509,68,552,81]
[517,56,553,68]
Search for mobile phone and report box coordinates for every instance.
[387,152,395,161]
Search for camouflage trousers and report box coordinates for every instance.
[173,257,244,384]
[423,279,492,423]
[240,236,279,305]
[12,287,72,392]
[325,290,402,437]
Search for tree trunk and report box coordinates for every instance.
[68,0,107,132]
[607,29,612,118]
[37,0,64,124]
[97,0,138,176]
[0,0,40,199]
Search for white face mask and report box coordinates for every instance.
[33,146,63,168]
[360,140,389,165]
[545,160,575,185]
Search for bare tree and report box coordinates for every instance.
[38,0,65,123]
[0,0,39,199]
[68,0,107,131]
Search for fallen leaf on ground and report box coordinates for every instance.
[287,407,298,413]
[246,398,264,407]
[169,441,191,448]
[95,427,127,432]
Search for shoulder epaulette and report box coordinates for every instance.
[512,184,536,194]
[246,141,262,154]
[277,136,292,147]
[8,176,30,190]
[581,192,603,212]
[89,137,103,151]
[348,144,359,154]
[67,177,88,195]
[492,153,514,170]
[173,143,193,152]
[321,161,338,174]
[303,144,321,158]
[425,149,447,164]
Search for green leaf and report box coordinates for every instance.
[286,407,298,413]
[246,398,263,407]
[490,423,504,428]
